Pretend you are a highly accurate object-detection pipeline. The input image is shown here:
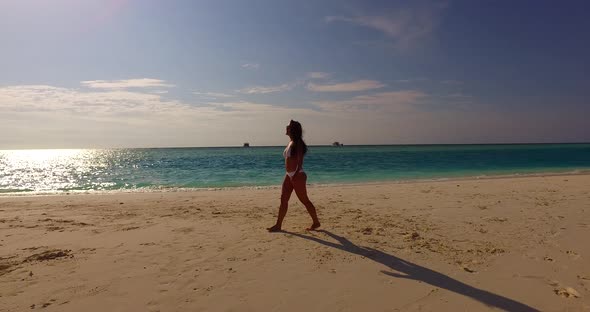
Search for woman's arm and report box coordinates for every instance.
[295,143,304,175]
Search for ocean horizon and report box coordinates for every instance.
[1,143,590,195]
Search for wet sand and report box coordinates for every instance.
[1,174,590,311]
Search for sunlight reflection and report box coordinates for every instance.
[0,149,117,192]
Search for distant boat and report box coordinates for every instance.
[243,142,250,147]
[332,141,343,147]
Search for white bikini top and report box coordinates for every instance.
[284,141,304,176]
[283,141,293,159]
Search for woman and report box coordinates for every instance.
[267,120,321,232]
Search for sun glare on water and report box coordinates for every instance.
[0,149,116,193]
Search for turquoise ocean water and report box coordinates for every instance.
[1,144,589,194]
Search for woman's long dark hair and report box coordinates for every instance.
[289,120,308,155]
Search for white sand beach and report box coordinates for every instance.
[1,174,590,311]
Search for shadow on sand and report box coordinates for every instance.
[281,229,539,312]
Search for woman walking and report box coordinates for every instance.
[267,120,321,232]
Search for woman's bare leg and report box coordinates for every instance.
[292,173,320,230]
[267,175,293,232]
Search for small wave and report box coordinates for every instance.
[0,188,35,194]
[2,169,589,197]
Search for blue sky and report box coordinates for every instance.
[1,0,589,148]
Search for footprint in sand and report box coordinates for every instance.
[486,217,508,222]
[173,227,194,234]
[121,226,140,231]
[578,275,590,290]
[548,279,582,298]
[565,250,581,260]
[23,249,73,262]
[554,287,581,298]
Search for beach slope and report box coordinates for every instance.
[1,175,590,311]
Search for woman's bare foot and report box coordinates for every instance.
[306,222,321,231]
[267,224,282,232]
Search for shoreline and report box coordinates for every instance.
[2,168,590,197]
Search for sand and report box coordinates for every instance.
[1,174,590,311]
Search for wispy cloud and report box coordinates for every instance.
[236,83,293,94]
[241,63,260,70]
[80,78,174,89]
[307,80,385,92]
[235,74,382,95]
[325,2,447,49]
[193,91,235,99]
[207,101,313,114]
[0,85,319,119]
[0,84,325,148]
[0,83,309,119]
[0,85,188,117]
[395,78,429,83]
[307,72,330,79]
[313,90,426,113]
